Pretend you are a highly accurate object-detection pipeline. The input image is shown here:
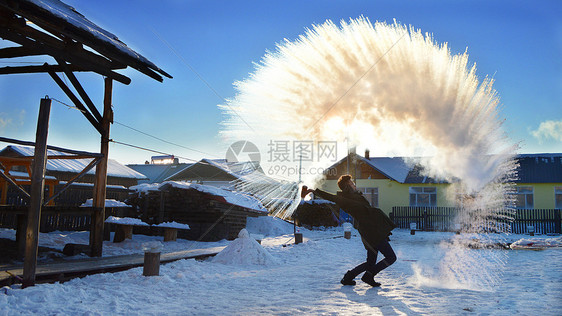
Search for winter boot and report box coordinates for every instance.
[340,270,356,286]
[361,271,381,287]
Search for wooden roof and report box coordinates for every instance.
[0,0,172,84]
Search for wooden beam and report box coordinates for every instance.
[90,78,112,257]
[0,64,131,84]
[0,24,131,85]
[0,46,44,58]
[0,1,172,82]
[43,157,101,206]
[0,2,169,82]
[56,58,102,122]
[0,136,103,158]
[22,97,51,288]
[0,24,111,68]
[47,69,104,135]
[0,165,31,201]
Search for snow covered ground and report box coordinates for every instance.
[1,219,561,315]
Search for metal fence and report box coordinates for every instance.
[390,206,562,235]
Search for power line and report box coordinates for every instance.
[113,120,219,158]
[50,97,85,113]
[50,96,220,160]
[109,139,201,163]
[110,139,235,181]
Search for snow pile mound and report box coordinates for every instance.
[212,229,277,265]
[246,216,295,237]
[510,236,562,250]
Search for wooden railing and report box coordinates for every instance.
[0,183,131,207]
[0,205,135,233]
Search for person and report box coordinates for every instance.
[301,175,397,287]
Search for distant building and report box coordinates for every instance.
[514,154,562,210]
[320,150,562,214]
[127,155,192,184]
[164,158,264,189]
[0,145,147,187]
[150,155,178,165]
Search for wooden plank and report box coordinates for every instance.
[0,46,43,58]
[48,68,103,135]
[0,137,103,158]
[0,24,131,85]
[56,58,103,122]
[0,246,225,285]
[43,157,101,206]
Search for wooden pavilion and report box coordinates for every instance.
[0,0,171,286]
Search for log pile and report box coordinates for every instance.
[126,186,266,241]
[294,201,340,228]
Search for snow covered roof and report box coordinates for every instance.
[363,157,413,183]
[165,158,273,184]
[131,181,268,213]
[127,163,192,184]
[333,152,562,184]
[4,170,57,180]
[0,145,147,180]
[6,0,171,82]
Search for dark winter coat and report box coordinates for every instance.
[313,188,397,251]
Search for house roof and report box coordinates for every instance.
[515,154,562,183]
[0,0,171,82]
[363,157,413,183]
[0,145,147,180]
[131,181,268,213]
[165,158,270,183]
[127,163,192,184]
[340,152,562,184]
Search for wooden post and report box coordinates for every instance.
[90,78,113,257]
[294,231,303,244]
[113,224,133,242]
[1,180,7,204]
[16,214,26,259]
[143,252,160,276]
[163,228,177,241]
[22,97,51,287]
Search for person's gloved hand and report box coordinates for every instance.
[300,185,314,199]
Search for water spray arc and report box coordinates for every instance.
[221,17,519,289]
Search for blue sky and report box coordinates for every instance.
[0,0,560,164]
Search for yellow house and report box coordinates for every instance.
[320,150,562,215]
[514,154,562,210]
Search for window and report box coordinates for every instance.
[359,187,378,207]
[555,187,562,209]
[409,187,436,207]
[515,186,534,209]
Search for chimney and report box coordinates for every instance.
[365,149,370,159]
